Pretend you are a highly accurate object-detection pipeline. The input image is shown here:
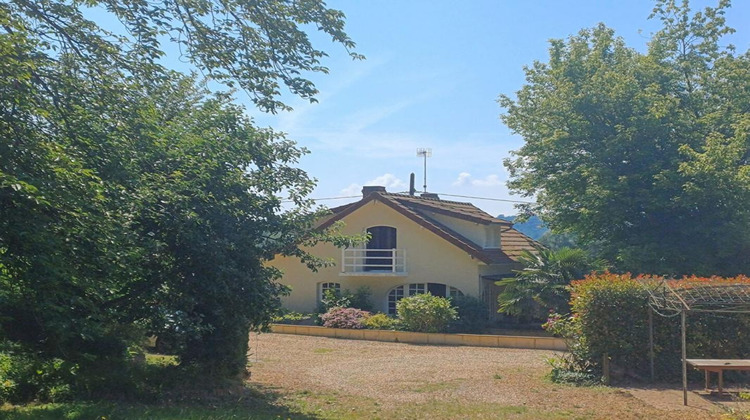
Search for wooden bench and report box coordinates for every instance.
[686,359,750,394]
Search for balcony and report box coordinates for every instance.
[340,248,407,276]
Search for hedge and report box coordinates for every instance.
[546,272,750,381]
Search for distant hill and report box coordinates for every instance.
[497,214,548,240]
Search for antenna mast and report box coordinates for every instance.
[416,148,432,193]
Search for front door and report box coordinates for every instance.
[365,226,396,271]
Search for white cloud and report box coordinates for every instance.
[472,174,503,187]
[366,173,407,190]
[339,173,407,196]
[452,172,503,187]
[452,172,472,186]
[340,183,362,196]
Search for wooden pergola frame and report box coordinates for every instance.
[641,278,750,406]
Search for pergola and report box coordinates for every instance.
[641,278,750,405]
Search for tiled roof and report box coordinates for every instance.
[318,191,538,265]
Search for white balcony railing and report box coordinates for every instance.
[341,248,406,274]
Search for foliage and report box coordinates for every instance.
[346,287,375,312]
[363,313,399,330]
[546,361,601,387]
[396,294,457,333]
[448,295,488,333]
[318,289,352,315]
[497,247,605,321]
[272,312,314,325]
[317,286,373,315]
[500,0,750,276]
[320,308,371,330]
[550,272,750,381]
[0,0,361,398]
[0,343,74,404]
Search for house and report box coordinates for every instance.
[270,186,538,317]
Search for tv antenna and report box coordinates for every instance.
[416,148,432,193]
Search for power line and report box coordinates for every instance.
[279,195,359,203]
[434,193,536,204]
[280,193,535,205]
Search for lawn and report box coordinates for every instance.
[2,333,741,419]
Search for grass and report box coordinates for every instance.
[0,386,597,420]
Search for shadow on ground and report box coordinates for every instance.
[0,383,320,420]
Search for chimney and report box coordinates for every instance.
[420,192,440,200]
[362,185,386,197]
[409,173,416,196]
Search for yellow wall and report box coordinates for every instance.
[269,199,486,313]
[422,211,487,246]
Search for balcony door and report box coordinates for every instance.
[365,226,396,271]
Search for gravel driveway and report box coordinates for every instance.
[248,333,729,419]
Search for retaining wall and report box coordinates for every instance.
[270,324,567,351]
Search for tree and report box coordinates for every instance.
[497,247,604,321]
[500,0,750,276]
[1,0,361,395]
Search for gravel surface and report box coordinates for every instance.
[248,333,731,419]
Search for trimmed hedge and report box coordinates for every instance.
[546,272,750,381]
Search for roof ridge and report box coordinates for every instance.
[383,192,477,207]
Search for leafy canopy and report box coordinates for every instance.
[500,0,750,276]
[1,0,362,396]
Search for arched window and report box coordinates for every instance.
[319,282,341,302]
[387,283,464,314]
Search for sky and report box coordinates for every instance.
[243,0,750,217]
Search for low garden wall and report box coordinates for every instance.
[270,324,567,351]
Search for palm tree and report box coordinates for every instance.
[497,247,605,321]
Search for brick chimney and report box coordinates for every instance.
[362,185,386,197]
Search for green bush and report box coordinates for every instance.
[0,342,75,404]
[548,273,750,382]
[396,293,457,333]
[272,311,314,325]
[448,295,488,333]
[317,287,374,314]
[364,313,398,330]
[346,286,374,312]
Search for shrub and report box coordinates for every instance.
[320,307,371,329]
[272,311,314,325]
[346,286,374,312]
[317,289,351,315]
[0,342,75,404]
[553,272,750,382]
[448,295,488,333]
[364,313,398,330]
[396,293,457,333]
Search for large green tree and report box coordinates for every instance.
[500,0,750,276]
[1,0,359,396]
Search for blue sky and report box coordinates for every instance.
[247,0,750,217]
[88,1,750,217]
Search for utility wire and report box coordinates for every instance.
[434,193,536,204]
[279,195,359,203]
[280,193,535,205]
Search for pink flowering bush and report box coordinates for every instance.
[320,307,371,329]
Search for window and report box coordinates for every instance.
[365,226,397,271]
[319,282,341,302]
[387,283,463,314]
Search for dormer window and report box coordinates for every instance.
[484,225,501,249]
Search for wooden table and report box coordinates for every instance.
[686,359,750,394]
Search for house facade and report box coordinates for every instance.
[269,186,538,317]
